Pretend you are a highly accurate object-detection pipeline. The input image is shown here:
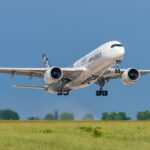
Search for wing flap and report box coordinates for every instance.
[12,85,48,89]
[62,67,86,80]
[138,70,150,75]
[0,68,46,78]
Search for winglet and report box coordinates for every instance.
[42,53,51,68]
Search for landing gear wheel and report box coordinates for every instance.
[96,90,108,96]
[96,91,102,96]
[102,91,108,96]
[63,90,69,96]
[115,68,120,73]
[57,90,62,96]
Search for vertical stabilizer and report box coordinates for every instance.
[42,53,51,68]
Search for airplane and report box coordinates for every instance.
[0,41,150,96]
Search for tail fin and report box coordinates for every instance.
[42,53,51,68]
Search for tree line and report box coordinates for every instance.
[1,109,150,120]
[27,111,94,120]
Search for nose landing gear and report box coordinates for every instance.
[115,60,121,73]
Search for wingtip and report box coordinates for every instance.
[42,53,46,58]
[12,85,18,88]
[42,53,47,58]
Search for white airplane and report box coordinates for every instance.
[0,41,150,96]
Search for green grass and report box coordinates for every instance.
[0,121,150,150]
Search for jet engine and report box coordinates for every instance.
[44,67,63,84]
[121,68,140,85]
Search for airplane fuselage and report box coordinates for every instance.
[46,41,125,93]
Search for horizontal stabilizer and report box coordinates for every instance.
[12,85,48,90]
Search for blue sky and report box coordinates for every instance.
[0,0,150,120]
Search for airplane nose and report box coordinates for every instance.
[116,47,125,60]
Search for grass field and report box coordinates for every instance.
[0,121,150,150]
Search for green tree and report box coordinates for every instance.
[110,112,121,120]
[27,116,41,120]
[137,112,143,120]
[137,110,150,120]
[102,112,131,120]
[54,110,59,120]
[119,112,131,120]
[44,113,54,120]
[60,112,74,120]
[0,109,20,120]
[102,112,110,120]
[82,114,94,120]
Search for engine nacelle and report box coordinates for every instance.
[44,67,63,84]
[121,68,140,85]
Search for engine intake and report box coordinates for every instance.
[51,67,62,79]
[122,68,140,85]
[44,67,63,84]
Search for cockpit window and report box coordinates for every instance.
[111,44,123,48]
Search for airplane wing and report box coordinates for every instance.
[0,68,46,78]
[103,68,150,80]
[0,67,86,80]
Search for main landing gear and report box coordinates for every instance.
[57,80,70,96]
[57,90,69,96]
[96,90,108,96]
[96,78,108,96]
[115,60,121,73]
